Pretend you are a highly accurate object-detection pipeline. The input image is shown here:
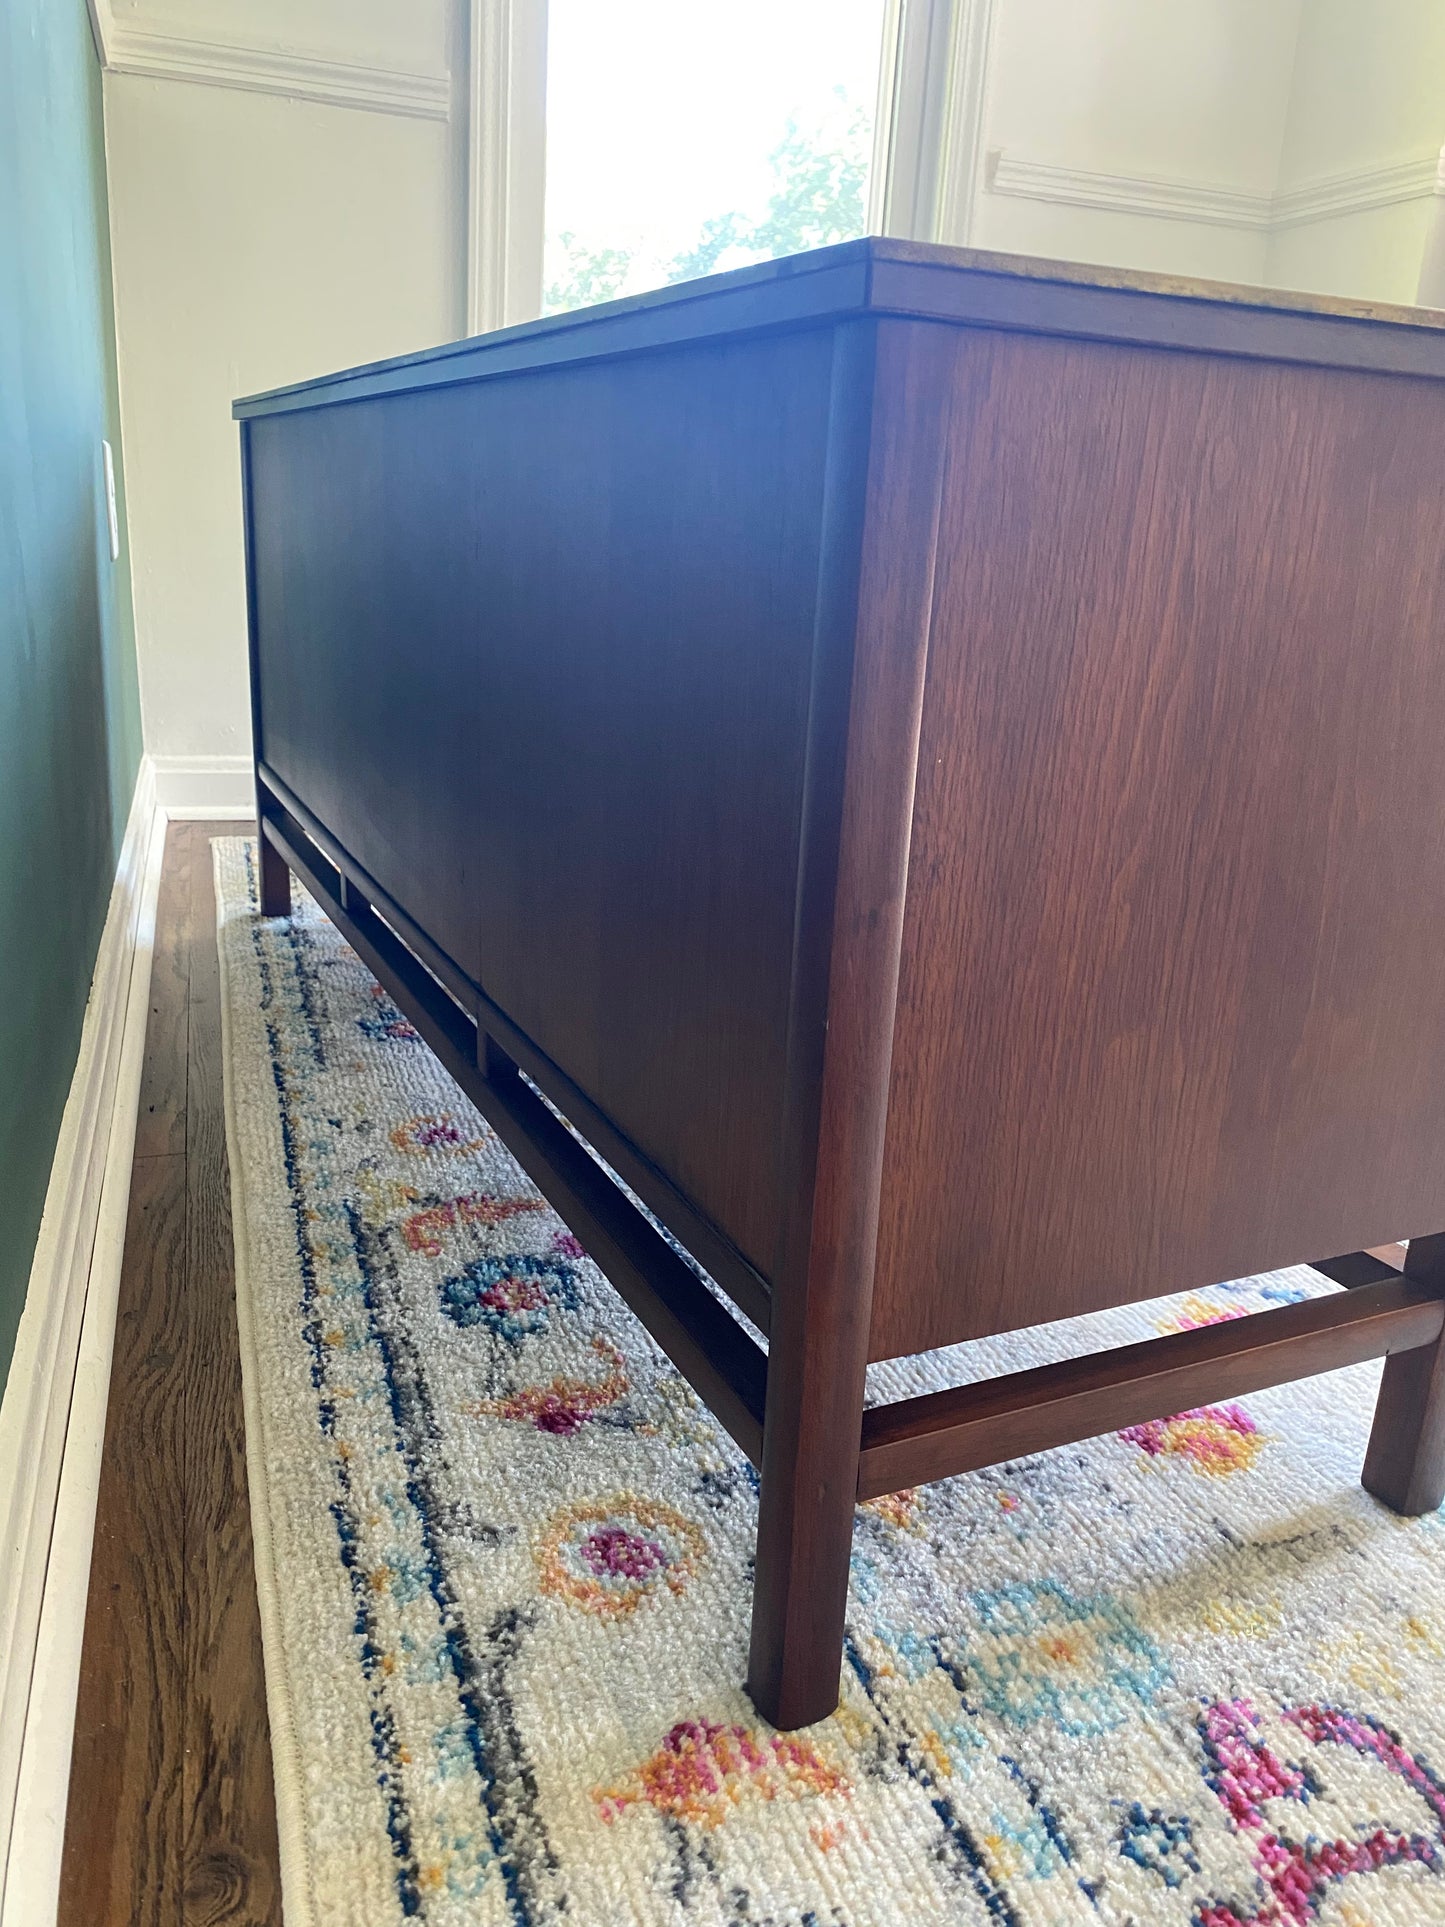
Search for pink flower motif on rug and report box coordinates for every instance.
[595,1718,848,1830]
[536,1495,705,1616]
[1120,1405,1263,1475]
[357,984,420,1041]
[389,1112,489,1156]
[1196,1698,1445,1925]
[1158,1295,1252,1334]
[463,1335,629,1434]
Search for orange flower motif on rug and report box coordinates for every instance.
[389,1112,489,1156]
[463,1335,629,1434]
[1119,1404,1264,1476]
[595,1718,848,1830]
[536,1495,705,1617]
[1157,1295,1251,1334]
[402,1190,547,1257]
[861,1487,924,1532]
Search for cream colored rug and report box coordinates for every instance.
[214,837,1445,1927]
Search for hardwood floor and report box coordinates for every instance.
[59,821,281,1927]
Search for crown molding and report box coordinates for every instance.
[986,151,1271,229]
[84,0,114,68]
[986,149,1443,235]
[1271,153,1442,228]
[87,1,450,120]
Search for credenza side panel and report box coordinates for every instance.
[870,326,1445,1358]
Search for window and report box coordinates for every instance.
[542,0,891,313]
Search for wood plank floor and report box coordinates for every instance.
[60,821,282,1927]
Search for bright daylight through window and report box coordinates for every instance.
[543,0,888,314]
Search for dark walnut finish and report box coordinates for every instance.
[236,238,1445,1729]
[872,327,1445,1357]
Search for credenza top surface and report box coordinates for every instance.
[234,238,1445,421]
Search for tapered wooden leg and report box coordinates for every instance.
[745,321,952,1726]
[1363,1232,1445,1515]
[258,829,291,918]
[747,1297,868,1730]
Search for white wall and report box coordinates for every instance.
[970,0,1301,281]
[968,0,1445,304]
[1269,198,1439,306]
[1265,0,1445,302]
[99,2,464,763]
[1274,0,1445,183]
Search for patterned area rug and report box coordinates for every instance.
[213,838,1445,1927]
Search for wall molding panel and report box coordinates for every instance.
[986,151,1271,228]
[87,0,450,119]
[1271,153,1443,228]
[987,148,1444,235]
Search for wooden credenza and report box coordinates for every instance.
[236,239,1445,1728]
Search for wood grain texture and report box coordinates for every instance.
[478,1041,768,1465]
[61,823,280,1927]
[872,327,1445,1358]
[58,1149,188,1927]
[256,827,289,921]
[182,836,281,1925]
[258,765,773,1331]
[260,807,769,1463]
[858,1276,1445,1500]
[132,827,192,1159]
[249,327,839,1285]
[1363,1233,1445,1516]
[748,321,958,1729]
[247,397,486,983]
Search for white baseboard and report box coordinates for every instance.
[150,751,255,819]
[0,760,166,1923]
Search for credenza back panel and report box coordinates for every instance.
[249,327,839,1278]
[870,325,1445,1358]
[249,389,488,984]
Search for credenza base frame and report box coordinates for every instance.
[255,791,1445,1730]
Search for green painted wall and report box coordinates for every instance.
[0,0,143,1387]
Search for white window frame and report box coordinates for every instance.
[466,0,548,334]
[465,0,996,336]
[870,0,997,246]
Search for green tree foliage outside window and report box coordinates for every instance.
[543,95,871,314]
